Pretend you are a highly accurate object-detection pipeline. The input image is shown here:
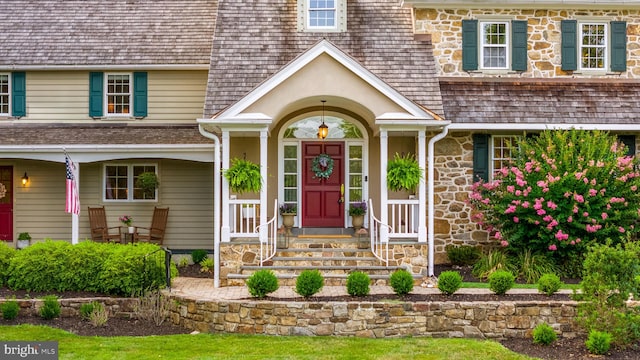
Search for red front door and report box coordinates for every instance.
[0,166,13,241]
[302,142,344,227]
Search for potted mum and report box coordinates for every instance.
[279,203,297,237]
[348,201,367,232]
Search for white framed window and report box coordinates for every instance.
[579,22,607,71]
[490,135,520,178]
[106,73,131,116]
[0,73,9,115]
[104,164,158,201]
[297,0,346,32]
[480,21,509,70]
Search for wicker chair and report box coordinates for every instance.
[134,207,169,245]
[87,206,121,243]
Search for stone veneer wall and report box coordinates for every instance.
[429,131,490,263]
[167,295,581,339]
[414,8,640,78]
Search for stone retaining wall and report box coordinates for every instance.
[166,295,581,339]
[0,297,139,318]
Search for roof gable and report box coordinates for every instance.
[212,40,437,123]
[205,0,443,118]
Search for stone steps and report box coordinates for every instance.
[226,237,412,286]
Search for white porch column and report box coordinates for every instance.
[221,131,231,242]
[71,163,79,244]
[259,129,268,242]
[417,130,427,242]
[379,129,389,243]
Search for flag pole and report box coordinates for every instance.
[65,149,80,244]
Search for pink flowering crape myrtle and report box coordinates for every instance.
[469,130,640,266]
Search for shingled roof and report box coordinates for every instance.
[440,78,640,125]
[204,0,443,118]
[0,0,216,67]
[0,125,213,145]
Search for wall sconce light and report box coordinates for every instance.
[317,100,328,140]
[21,172,29,186]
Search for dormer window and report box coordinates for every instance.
[297,0,346,33]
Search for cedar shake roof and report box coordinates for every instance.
[0,125,213,145]
[204,0,443,118]
[440,78,640,125]
[0,0,216,67]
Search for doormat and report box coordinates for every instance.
[297,234,353,239]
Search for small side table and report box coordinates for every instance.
[122,227,136,244]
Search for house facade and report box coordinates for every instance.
[2,0,640,287]
[0,1,217,249]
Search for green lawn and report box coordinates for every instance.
[0,325,537,360]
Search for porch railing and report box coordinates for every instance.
[256,199,278,266]
[229,199,261,238]
[368,199,390,265]
[387,199,419,239]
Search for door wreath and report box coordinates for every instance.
[312,154,334,180]
[0,182,5,199]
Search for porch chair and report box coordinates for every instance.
[134,207,169,245]
[87,206,122,243]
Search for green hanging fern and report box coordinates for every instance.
[224,158,262,194]
[387,152,423,192]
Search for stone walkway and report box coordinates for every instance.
[169,277,572,301]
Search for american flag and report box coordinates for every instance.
[65,155,80,215]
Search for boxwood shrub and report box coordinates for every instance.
[7,240,174,296]
[0,242,16,287]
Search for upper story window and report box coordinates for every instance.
[309,0,336,28]
[106,74,131,116]
[0,74,9,115]
[462,19,527,72]
[0,72,26,117]
[104,164,157,201]
[561,20,627,72]
[297,0,346,33]
[480,21,509,70]
[580,23,607,70]
[89,72,147,118]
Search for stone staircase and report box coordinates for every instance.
[226,236,412,286]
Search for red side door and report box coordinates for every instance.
[0,166,13,241]
[302,142,344,227]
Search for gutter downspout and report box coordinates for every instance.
[427,125,449,277]
[198,124,222,288]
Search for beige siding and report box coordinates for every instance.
[21,70,208,123]
[12,159,214,250]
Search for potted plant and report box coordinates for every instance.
[224,158,262,194]
[17,232,31,249]
[348,201,367,232]
[119,215,134,234]
[387,152,423,193]
[279,203,297,237]
[135,172,159,197]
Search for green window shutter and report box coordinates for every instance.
[11,72,26,117]
[133,72,147,117]
[561,20,577,71]
[610,21,627,72]
[511,20,528,71]
[618,135,635,157]
[462,20,478,71]
[89,72,103,117]
[472,134,490,182]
